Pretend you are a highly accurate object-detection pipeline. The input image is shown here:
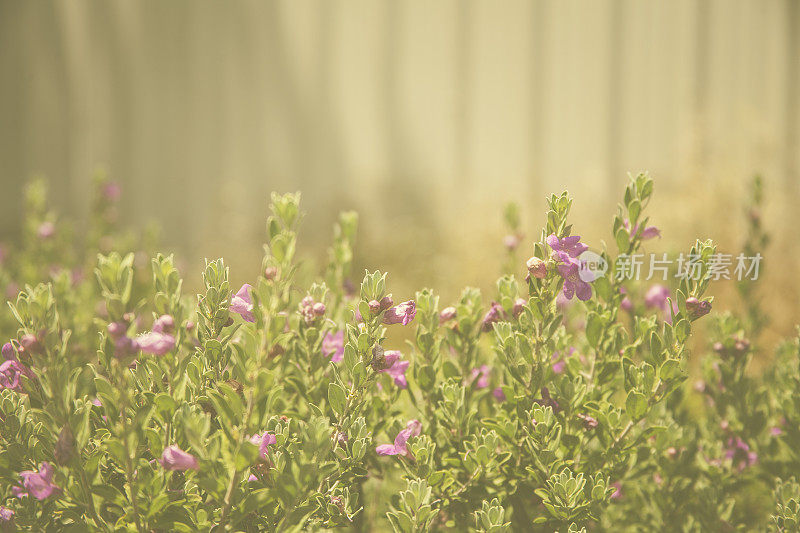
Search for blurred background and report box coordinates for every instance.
[0,1,798,343]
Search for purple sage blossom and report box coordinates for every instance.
[469,365,490,389]
[503,234,521,250]
[623,219,661,240]
[620,287,632,311]
[644,284,670,309]
[0,506,13,522]
[159,445,198,471]
[249,432,277,461]
[382,300,416,326]
[37,222,55,239]
[493,387,506,401]
[322,331,344,363]
[0,359,32,392]
[724,437,757,472]
[547,234,588,259]
[136,331,175,356]
[380,350,410,388]
[103,182,122,201]
[152,315,175,334]
[17,463,58,500]
[481,302,505,332]
[2,342,14,361]
[376,420,422,457]
[556,257,592,301]
[230,284,255,323]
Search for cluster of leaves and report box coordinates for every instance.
[0,173,796,532]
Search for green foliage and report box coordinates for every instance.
[0,174,792,531]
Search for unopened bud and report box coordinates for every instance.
[312,302,326,316]
[513,298,526,317]
[685,297,711,320]
[439,306,457,323]
[368,300,381,313]
[526,256,548,279]
[264,266,278,281]
[20,334,39,353]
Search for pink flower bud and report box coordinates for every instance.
[264,266,278,280]
[107,322,126,339]
[685,297,711,320]
[37,222,55,239]
[513,298,526,317]
[368,300,381,313]
[20,334,38,353]
[526,257,547,279]
[439,306,457,323]
[312,302,326,316]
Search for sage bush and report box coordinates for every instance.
[0,174,797,532]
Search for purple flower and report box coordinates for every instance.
[0,506,13,522]
[724,437,757,472]
[322,331,344,363]
[644,285,678,323]
[512,298,526,317]
[382,300,416,326]
[159,445,198,471]
[644,285,670,309]
[37,222,55,239]
[107,321,126,339]
[619,287,632,311]
[685,297,712,320]
[770,426,783,436]
[103,182,122,201]
[492,387,506,401]
[114,335,140,359]
[249,432,277,461]
[551,352,566,374]
[152,315,175,334]
[503,234,521,251]
[18,462,58,500]
[136,331,175,356]
[2,342,14,361]
[610,481,622,500]
[547,234,588,259]
[230,284,255,323]
[469,365,490,389]
[623,219,661,240]
[556,257,592,301]
[380,350,410,388]
[577,413,598,430]
[376,420,422,457]
[0,359,32,392]
[481,302,505,332]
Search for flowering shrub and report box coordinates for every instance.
[0,173,797,531]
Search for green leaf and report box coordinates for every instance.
[626,391,647,421]
[585,312,604,347]
[328,383,346,415]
